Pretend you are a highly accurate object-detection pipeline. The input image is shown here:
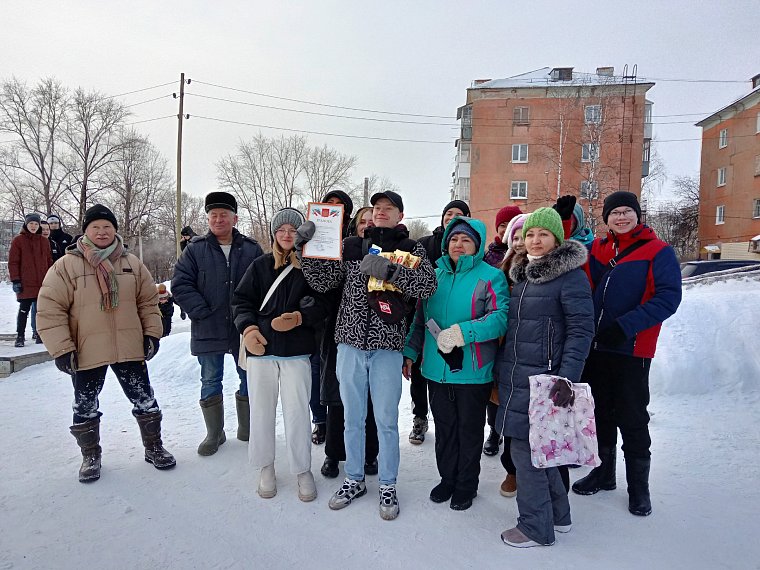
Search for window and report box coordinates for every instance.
[460,105,472,140]
[459,142,471,162]
[753,199,760,219]
[716,205,725,225]
[585,105,602,124]
[511,144,529,163]
[717,167,727,187]
[513,106,530,125]
[510,181,528,199]
[719,128,728,149]
[580,181,599,199]
[582,143,599,163]
[642,140,651,163]
[458,178,470,201]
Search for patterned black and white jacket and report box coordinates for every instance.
[301,225,437,352]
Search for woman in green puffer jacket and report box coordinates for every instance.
[403,216,509,511]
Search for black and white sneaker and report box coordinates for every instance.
[409,416,428,445]
[328,478,367,510]
[379,484,399,520]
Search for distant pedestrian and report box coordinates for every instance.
[46,214,73,261]
[157,283,175,337]
[9,214,52,347]
[180,225,197,252]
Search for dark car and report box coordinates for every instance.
[681,259,760,279]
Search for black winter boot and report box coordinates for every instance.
[198,394,226,456]
[70,419,102,483]
[14,334,24,348]
[321,457,340,478]
[135,411,176,470]
[483,427,502,456]
[626,456,652,516]
[235,391,250,442]
[572,446,617,495]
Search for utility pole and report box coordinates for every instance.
[363,177,369,207]
[174,73,189,259]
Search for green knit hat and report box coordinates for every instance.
[523,207,564,245]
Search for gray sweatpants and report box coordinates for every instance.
[510,437,571,545]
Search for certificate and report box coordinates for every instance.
[303,202,344,260]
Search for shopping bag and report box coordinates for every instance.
[528,374,601,469]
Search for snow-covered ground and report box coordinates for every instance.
[0,277,758,569]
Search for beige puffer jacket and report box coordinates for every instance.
[37,248,163,371]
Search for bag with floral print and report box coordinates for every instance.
[528,374,602,469]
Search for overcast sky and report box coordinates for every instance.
[2,0,758,224]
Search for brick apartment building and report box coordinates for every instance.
[453,66,654,235]
[695,74,760,260]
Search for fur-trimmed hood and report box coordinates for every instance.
[509,239,588,284]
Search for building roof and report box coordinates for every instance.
[695,83,760,128]
[470,67,655,90]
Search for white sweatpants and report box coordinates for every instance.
[246,357,312,474]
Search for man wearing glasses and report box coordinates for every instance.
[573,191,681,518]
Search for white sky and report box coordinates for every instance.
[2,0,758,223]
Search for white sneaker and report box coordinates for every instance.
[554,523,572,533]
[328,478,366,510]
[258,464,277,499]
[297,470,317,502]
[379,484,399,520]
[501,527,553,548]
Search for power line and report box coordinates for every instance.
[125,94,173,108]
[110,81,176,99]
[190,114,453,144]
[127,114,177,126]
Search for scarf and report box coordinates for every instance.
[77,235,124,310]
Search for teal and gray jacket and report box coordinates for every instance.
[404,217,509,384]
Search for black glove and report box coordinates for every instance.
[144,336,160,361]
[359,254,395,280]
[295,221,316,251]
[596,321,627,347]
[55,351,78,375]
[12,281,23,294]
[553,195,576,221]
[549,378,575,408]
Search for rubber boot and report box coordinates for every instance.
[235,391,250,442]
[572,445,617,495]
[135,411,176,470]
[198,394,226,456]
[626,456,652,516]
[70,418,102,483]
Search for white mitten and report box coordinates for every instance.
[436,324,464,354]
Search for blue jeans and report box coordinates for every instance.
[309,351,327,424]
[336,343,402,486]
[198,353,247,400]
[31,300,37,334]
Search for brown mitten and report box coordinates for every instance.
[243,325,267,356]
[270,311,302,332]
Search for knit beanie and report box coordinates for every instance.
[322,190,354,222]
[440,200,471,227]
[24,213,42,225]
[445,219,481,251]
[47,214,61,224]
[270,207,305,238]
[505,213,528,249]
[522,208,564,245]
[82,204,118,232]
[157,283,167,293]
[602,191,641,224]
[495,206,523,233]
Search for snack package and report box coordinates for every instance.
[367,249,421,292]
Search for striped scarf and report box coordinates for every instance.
[77,235,124,310]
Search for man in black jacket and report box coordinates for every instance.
[172,191,263,456]
[299,190,438,521]
[46,214,73,261]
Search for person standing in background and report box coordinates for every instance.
[46,214,73,261]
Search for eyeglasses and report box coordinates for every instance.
[608,208,636,218]
[275,228,297,236]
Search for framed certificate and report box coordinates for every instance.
[302,202,344,260]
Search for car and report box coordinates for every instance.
[681,259,760,279]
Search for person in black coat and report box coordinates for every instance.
[232,208,330,502]
[156,284,175,337]
[408,199,470,445]
[46,214,73,261]
[171,192,264,456]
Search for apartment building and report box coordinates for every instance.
[695,75,760,260]
[453,66,654,234]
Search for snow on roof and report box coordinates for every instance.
[695,83,760,127]
[470,67,655,90]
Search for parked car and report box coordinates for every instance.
[681,259,760,279]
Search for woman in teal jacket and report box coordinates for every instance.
[403,217,509,511]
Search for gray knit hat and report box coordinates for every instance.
[270,207,305,238]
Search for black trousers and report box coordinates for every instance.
[72,361,158,424]
[410,359,429,418]
[583,349,652,459]
[16,298,35,335]
[324,399,379,463]
[428,380,491,494]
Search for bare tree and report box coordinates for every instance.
[155,191,205,243]
[301,144,357,202]
[61,87,130,227]
[0,77,71,215]
[405,219,430,240]
[646,175,699,260]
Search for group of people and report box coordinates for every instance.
[25,184,681,548]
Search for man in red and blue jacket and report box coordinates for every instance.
[572,191,681,518]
